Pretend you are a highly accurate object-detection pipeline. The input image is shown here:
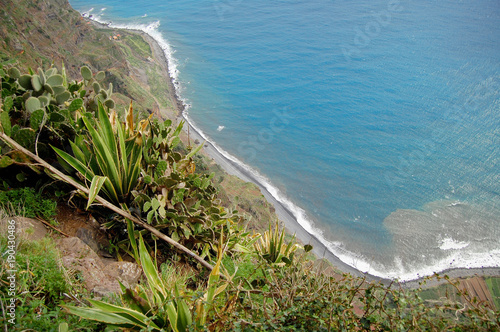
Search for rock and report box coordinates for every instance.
[11,38,23,52]
[75,227,100,253]
[57,237,121,298]
[104,261,142,288]
[57,236,142,298]
[0,216,47,243]
[1,214,143,299]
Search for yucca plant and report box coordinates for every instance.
[254,221,301,265]
[52,101,143,206]
[65,233,229,331]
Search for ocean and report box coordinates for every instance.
[69,0,500,281]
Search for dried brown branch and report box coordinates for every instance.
[0,132,213,271]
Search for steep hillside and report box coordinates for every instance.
[0,0,125,78]
[0,0,176,116]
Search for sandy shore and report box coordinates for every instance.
[90,19,500,288]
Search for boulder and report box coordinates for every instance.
[57,237,123,298]
[0,216,48,243]
[104,261,142,289]
[75,227,100,253]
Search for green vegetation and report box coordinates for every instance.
[0,187,57,222]
[0,235,104,331]
[0,0,177,117]
[1,19,499,329]
[486,277,500,310]
[254,220,302,265]
[419,282,461,303]
[65,234,228,331]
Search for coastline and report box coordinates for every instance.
[88,18,499,287]
[135,28,370,280]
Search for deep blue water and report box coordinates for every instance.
[69,0,500,280]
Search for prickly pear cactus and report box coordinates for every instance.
[13,128,35,149]
[25,97,41,113]
[80,66,93,81]
[0,111,12,136]
[30,109,46,130]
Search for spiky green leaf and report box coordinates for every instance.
[52,145,95,182]
[64,305,145,328]
[176,298,192,332]
[127,219,140,264]
[166,303,179,332]
[138,235,168,300]
[87,176,107,209]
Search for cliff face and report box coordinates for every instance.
[0,0,180,116]
[0,0,128,79]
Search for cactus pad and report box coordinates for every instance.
[18,74,33,90]
[25,97,41,113]
[46,74,64,86]
[31,75,43,92]
[104,98,115,109]
[0,111,12,136]
[95,71,106,81]
[8,67,21,79]
[68,98,84,112]
[80,66,93,81]
[30,109,45,129]
[56,91,71,104]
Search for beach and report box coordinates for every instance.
[89,19,500,288]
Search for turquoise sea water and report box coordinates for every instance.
[69,0,500,280]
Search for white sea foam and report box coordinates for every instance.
[81,8,94,17]
[76,10,180,89]
[76,9,500,282]
[439,237,470,250]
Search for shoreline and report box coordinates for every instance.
[132,27,378,281]
[88,18,500,288]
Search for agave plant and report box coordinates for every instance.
[52,101,143,206]
[254,221,302,266]
[65,233,229,331]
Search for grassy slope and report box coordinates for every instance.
[0,0,175,117]
[485,277,500,310]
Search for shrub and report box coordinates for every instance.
[0,187,56,222]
